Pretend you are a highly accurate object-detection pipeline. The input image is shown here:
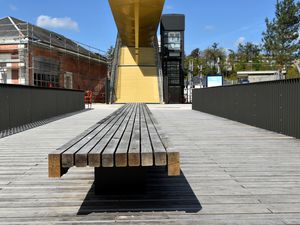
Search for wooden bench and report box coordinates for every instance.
[48,103,180,182]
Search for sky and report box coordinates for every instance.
[0,0,277,55]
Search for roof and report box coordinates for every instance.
[237,71,287,76]
[0,16,107,62]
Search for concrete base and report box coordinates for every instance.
[94,167,147,195]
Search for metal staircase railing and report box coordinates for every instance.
[109,34,122,104]
[153,36,164,104]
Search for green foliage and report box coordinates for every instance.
[262,0,300,68]
[287,65,300,78]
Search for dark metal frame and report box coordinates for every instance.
[160,14,185,104]
[192,79,300,139]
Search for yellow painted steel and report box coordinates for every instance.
[109,0,164,103]
[115,47,160,103]
[108,0,165,47]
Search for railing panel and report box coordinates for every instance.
[0,84,84,132]
[192,79,300,139]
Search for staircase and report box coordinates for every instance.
[114,47,160,103]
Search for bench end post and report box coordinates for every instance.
[167,152,180,176]
[48,154,64,178]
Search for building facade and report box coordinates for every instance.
[0,17,107,102]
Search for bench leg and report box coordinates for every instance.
[167,152,181,176]
[48,154,69,178]
[94,167,146,194]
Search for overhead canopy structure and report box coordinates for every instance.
[108,0,165,48]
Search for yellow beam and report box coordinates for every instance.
[134,0,139,62]
[108,0,165,47]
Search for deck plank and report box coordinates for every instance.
[2,104,300,224]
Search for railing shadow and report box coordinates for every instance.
[77,168,202,214]
[0,108,93,139]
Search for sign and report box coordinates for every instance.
[206,75,223,88]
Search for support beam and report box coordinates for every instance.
[134,0,140,63]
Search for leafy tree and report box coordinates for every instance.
[262,0,300,70]
[204,43,226,75]
[236,42,262,71]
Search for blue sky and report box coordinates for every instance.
[0,0,277,54]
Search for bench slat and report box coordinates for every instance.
[128,104,141,166]
[144,105,180,176]
[140,104,154,166]
[62,104,130,168]
[48,107,126,178]
[142,104,167,166]
[101,104,135,167]
[88,105,133,167]
[115,104,138,167]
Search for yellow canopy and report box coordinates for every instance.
[108,0,165,48]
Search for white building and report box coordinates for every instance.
[237,71,286,83]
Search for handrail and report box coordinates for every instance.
[153,36,164,104]
[109,34,122,104]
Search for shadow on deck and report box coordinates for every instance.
[0,108,93,139]
[77,168,201,214]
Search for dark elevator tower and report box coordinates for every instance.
[160,14,185,103]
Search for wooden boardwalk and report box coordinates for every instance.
[1,104,300,224]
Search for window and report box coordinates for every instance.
[34,73,59,87]
[64,72,73,89]
[33,57,60,88]
[167,61,180,85]
[164,32,181,51]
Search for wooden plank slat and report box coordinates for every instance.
[128,104,141,166]
[101,104,135,167]
[115,104,138,167]
[61,104,129,168]
[74,105,130,167]
[48,109,124,178]
[140,104,154,166]
[143,104,167,166]
[88,104,133,167]
[144,105,180,174]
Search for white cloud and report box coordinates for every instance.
[166,5,174,10]
[36,15,79,32]
[204,25,215,31]
[235,37,245,47]
[9,4,17,11]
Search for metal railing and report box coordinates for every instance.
[153,36,164,104]
[192,79,300,139]
[109,34,122,104]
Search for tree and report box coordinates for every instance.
[236,42,262,71]
[204,43,226,75]
[262,0,300,71]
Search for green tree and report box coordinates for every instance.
[262,0,300,71]
[204,43,226,75]
[236,42,262,71]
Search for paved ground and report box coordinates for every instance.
[0,104,300,225]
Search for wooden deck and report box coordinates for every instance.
[1,104,300,224]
